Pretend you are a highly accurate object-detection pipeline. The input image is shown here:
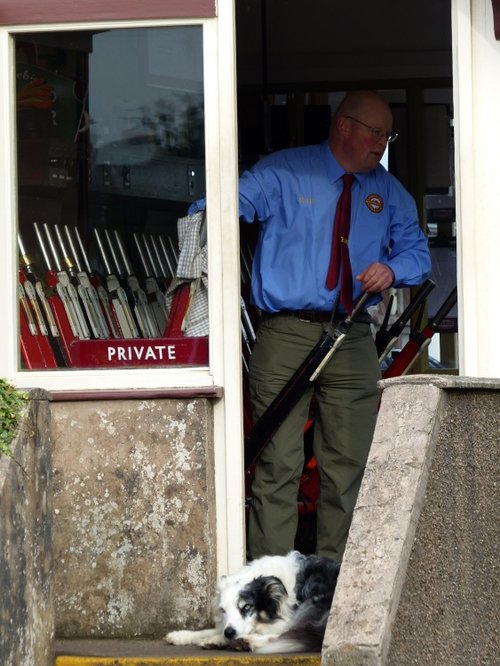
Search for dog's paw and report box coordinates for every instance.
[200,641,227,650]
[227,637,251,652]
[164,630,196,646]
[164,628,227,649]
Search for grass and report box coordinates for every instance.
[0,378,28,458]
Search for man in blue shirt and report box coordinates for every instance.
[239,90,431,561]
[190,89,430,561]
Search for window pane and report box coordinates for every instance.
[15,26,207,371]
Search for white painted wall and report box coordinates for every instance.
[453,0,500,377]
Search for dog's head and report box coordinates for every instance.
[216,574,289,641]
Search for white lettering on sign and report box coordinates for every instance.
[107,344,177,362]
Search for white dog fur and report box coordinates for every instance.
[164,550,340,654]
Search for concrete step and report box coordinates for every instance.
[54,640,322,666]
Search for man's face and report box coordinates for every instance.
[342,103,394,173]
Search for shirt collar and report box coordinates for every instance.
[320,140,370,186]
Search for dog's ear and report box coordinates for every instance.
[262,576,288,603]
[250,575,288,619]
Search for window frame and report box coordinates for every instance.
[0,17,236,393]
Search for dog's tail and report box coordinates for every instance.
[253,595,331,654]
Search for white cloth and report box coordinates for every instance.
[166,210,209,337]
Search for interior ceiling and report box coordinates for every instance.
[236,0,452,88]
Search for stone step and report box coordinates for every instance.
[54,640,321,666]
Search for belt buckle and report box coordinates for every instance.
[298,311,314,323]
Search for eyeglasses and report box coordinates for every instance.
[345,115,398,144]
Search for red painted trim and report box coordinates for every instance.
[0,0,216,26]
[49,386,224,401]
[493,0,500,40]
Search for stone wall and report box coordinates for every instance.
[323,376,499,666]
[50,396,216,638]
[4,377,496,661]
[0,389,54,666]
[387,387,499,665]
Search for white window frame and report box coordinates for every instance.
[0,18,235,392]
[0,7,245,574]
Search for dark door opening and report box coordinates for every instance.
[235,0,455,554]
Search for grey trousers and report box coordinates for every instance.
[247,314,380,561]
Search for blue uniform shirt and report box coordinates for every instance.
[191,140,431,313]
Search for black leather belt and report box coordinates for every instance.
[263,309,372,324]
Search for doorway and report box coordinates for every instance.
[235,0,456,554]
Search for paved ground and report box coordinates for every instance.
[54,639,321,665]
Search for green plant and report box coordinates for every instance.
[0,379,28,458]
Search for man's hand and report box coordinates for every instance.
[356,262,394,292]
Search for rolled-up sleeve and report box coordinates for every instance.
[386,180,432,287]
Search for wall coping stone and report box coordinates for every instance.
[321,377,439,664]
[380,373,500,390]
[48,387,224,401]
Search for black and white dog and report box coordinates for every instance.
[164,550,340,653]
